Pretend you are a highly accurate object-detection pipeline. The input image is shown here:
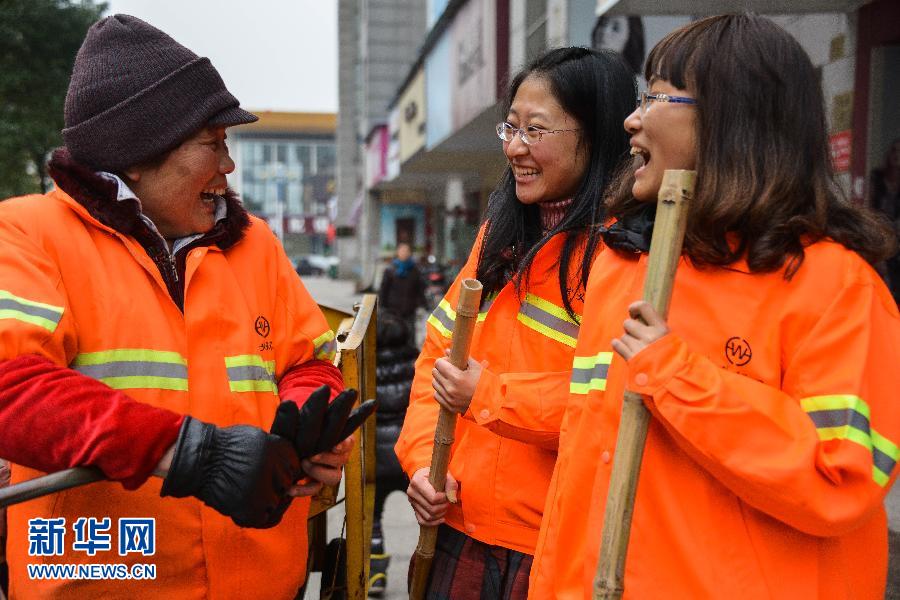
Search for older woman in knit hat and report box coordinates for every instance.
[0,14,352,598]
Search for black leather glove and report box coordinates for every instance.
[314,387,360,454]
[160,416,300,529]
[271,385,331,459]
[271,386,376,459]
[325,398,377,452]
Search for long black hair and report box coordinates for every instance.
[476,47,635,318]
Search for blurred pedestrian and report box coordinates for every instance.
[0,14,352,598]
[378,242,427,339]
[531,15,900,598]
[395,47,635,599]
[871,138,900,303]
[368,311,417,597]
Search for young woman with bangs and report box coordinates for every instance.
[530,14,900,599]
[395,47,635,598]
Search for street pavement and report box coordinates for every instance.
[303,275,362,316]
[886,480,900,531]
[304,276,900,598]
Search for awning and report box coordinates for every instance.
[597,0,872,16]
[372,103,506,199]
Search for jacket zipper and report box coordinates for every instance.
[161,252,178,283]
[148,247,184,311]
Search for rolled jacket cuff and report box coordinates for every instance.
[468,367,500,425]
[624,333,690,400]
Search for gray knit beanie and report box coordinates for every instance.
[63,14,257,171]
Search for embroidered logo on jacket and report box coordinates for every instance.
[254,316,271,338]
[724,336,752,366]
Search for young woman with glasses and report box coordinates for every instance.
[395,47,635,598]
[530,15,900,598]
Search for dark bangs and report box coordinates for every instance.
[642,20,705,90]
[606,14,895,274]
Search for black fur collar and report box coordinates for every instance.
[600,203,657,254]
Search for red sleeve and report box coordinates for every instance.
[0,354,183,490]
[277,359,345,406]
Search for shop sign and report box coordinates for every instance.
[829,130,851,172]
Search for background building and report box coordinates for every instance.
[336,0,428,286]
[338,0,899,289]
[231,111,338,261]
[347,0,900,594]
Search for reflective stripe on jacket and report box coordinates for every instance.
[0,188,334,599]
[396,227,586,554]
[530,241,900,599]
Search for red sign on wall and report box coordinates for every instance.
[829,130,852,173]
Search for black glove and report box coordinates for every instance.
[314,387,360,454]
[271,385,331,459]
[327,398,377,453]
[271,386,376,458]
[160,416,300,529]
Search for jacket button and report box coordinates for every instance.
[634,373,649,386]
[479,409,490,420]
[465,523,476,534]
[601,451,611,464]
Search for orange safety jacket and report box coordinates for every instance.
[530,241,900,599]
[0,186,337,598]
[396,228,585,554]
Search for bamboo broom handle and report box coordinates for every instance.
[409,278,483,600]
[594,170,695,600]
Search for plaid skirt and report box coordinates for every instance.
[411,524,533,600]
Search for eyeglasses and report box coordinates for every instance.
[637,91,697,115]
[496,122,580,146]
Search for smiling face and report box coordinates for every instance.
[503,75,588,205]
[624,79,697,202]
[125,126,234,241]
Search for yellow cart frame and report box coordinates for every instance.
[307,294,377,599]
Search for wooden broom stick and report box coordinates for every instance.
[593,170,695,600]
[409,278,483,600]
